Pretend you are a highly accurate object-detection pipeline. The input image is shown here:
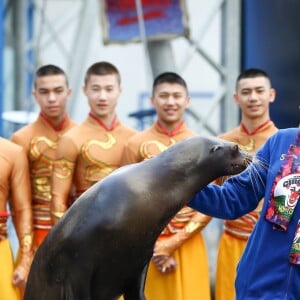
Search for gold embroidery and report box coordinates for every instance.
[162,207,198,235]
[184,221,205,233]
[51,211,65,219]
[237,138,255,152]
[20,232,33,252]
[53,158,75,179]
[81,134,117,180]
[30,137,58,200]
[34,177,51,195]
[139,139,176,159]
[82,133,116,151]
[30,136,57,161]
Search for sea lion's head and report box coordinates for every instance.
[208,138,252,178]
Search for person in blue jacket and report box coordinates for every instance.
[189,127,300,300]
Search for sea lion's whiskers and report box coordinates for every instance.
[230,155,268,199]
[252,155,269,171]
[240,156,270,200]
[250,157,269,186]
[244,153,253,168]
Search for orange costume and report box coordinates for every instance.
[11,113,76,250]
[215,120,278,300]
[0,138,33,300]
[51,113,137,219]
[122,121,211,300]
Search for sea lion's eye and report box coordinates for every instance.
[232,144,239,151]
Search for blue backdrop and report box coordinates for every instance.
[243,0,300,128]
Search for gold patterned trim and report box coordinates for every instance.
[139,139,176,159]
[184,221,206,233]
[20,232,33,252]
[51,211,65,219]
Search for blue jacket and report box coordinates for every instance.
[189,128,300,300]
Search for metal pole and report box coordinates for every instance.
[221,0,241,132]
[147,40,177,78]
[135,0,154,88]
[12,0,27,110]
[135,0,176,83]
[68,0,94,118]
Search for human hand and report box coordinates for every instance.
[12,251,33,288]
[12,265,27,288]
[152,255,177,274]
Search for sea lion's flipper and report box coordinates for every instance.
[123,264,149,300]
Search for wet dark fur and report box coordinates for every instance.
[24,135,249,300]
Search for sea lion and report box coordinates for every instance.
[24,135,250,300]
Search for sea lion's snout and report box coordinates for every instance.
[229,143,252,174]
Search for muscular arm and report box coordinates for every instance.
[154,210,211,257]
[51,136,76,224]
[11,133,29,152]
[152,209,211,273]
[121,140,142,165]
[10,148,33,288]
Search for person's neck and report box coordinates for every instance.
[40,112,67,131]
[89,112,117,131]
[241,117,270,135]
[156,120,184,137]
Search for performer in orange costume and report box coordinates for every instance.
[0,137,33,300]
[122,72,211,300]
[11,65,76,251]
[214,69,278,300]
[51,61,136,223]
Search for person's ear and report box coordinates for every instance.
[269,88,276,104]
